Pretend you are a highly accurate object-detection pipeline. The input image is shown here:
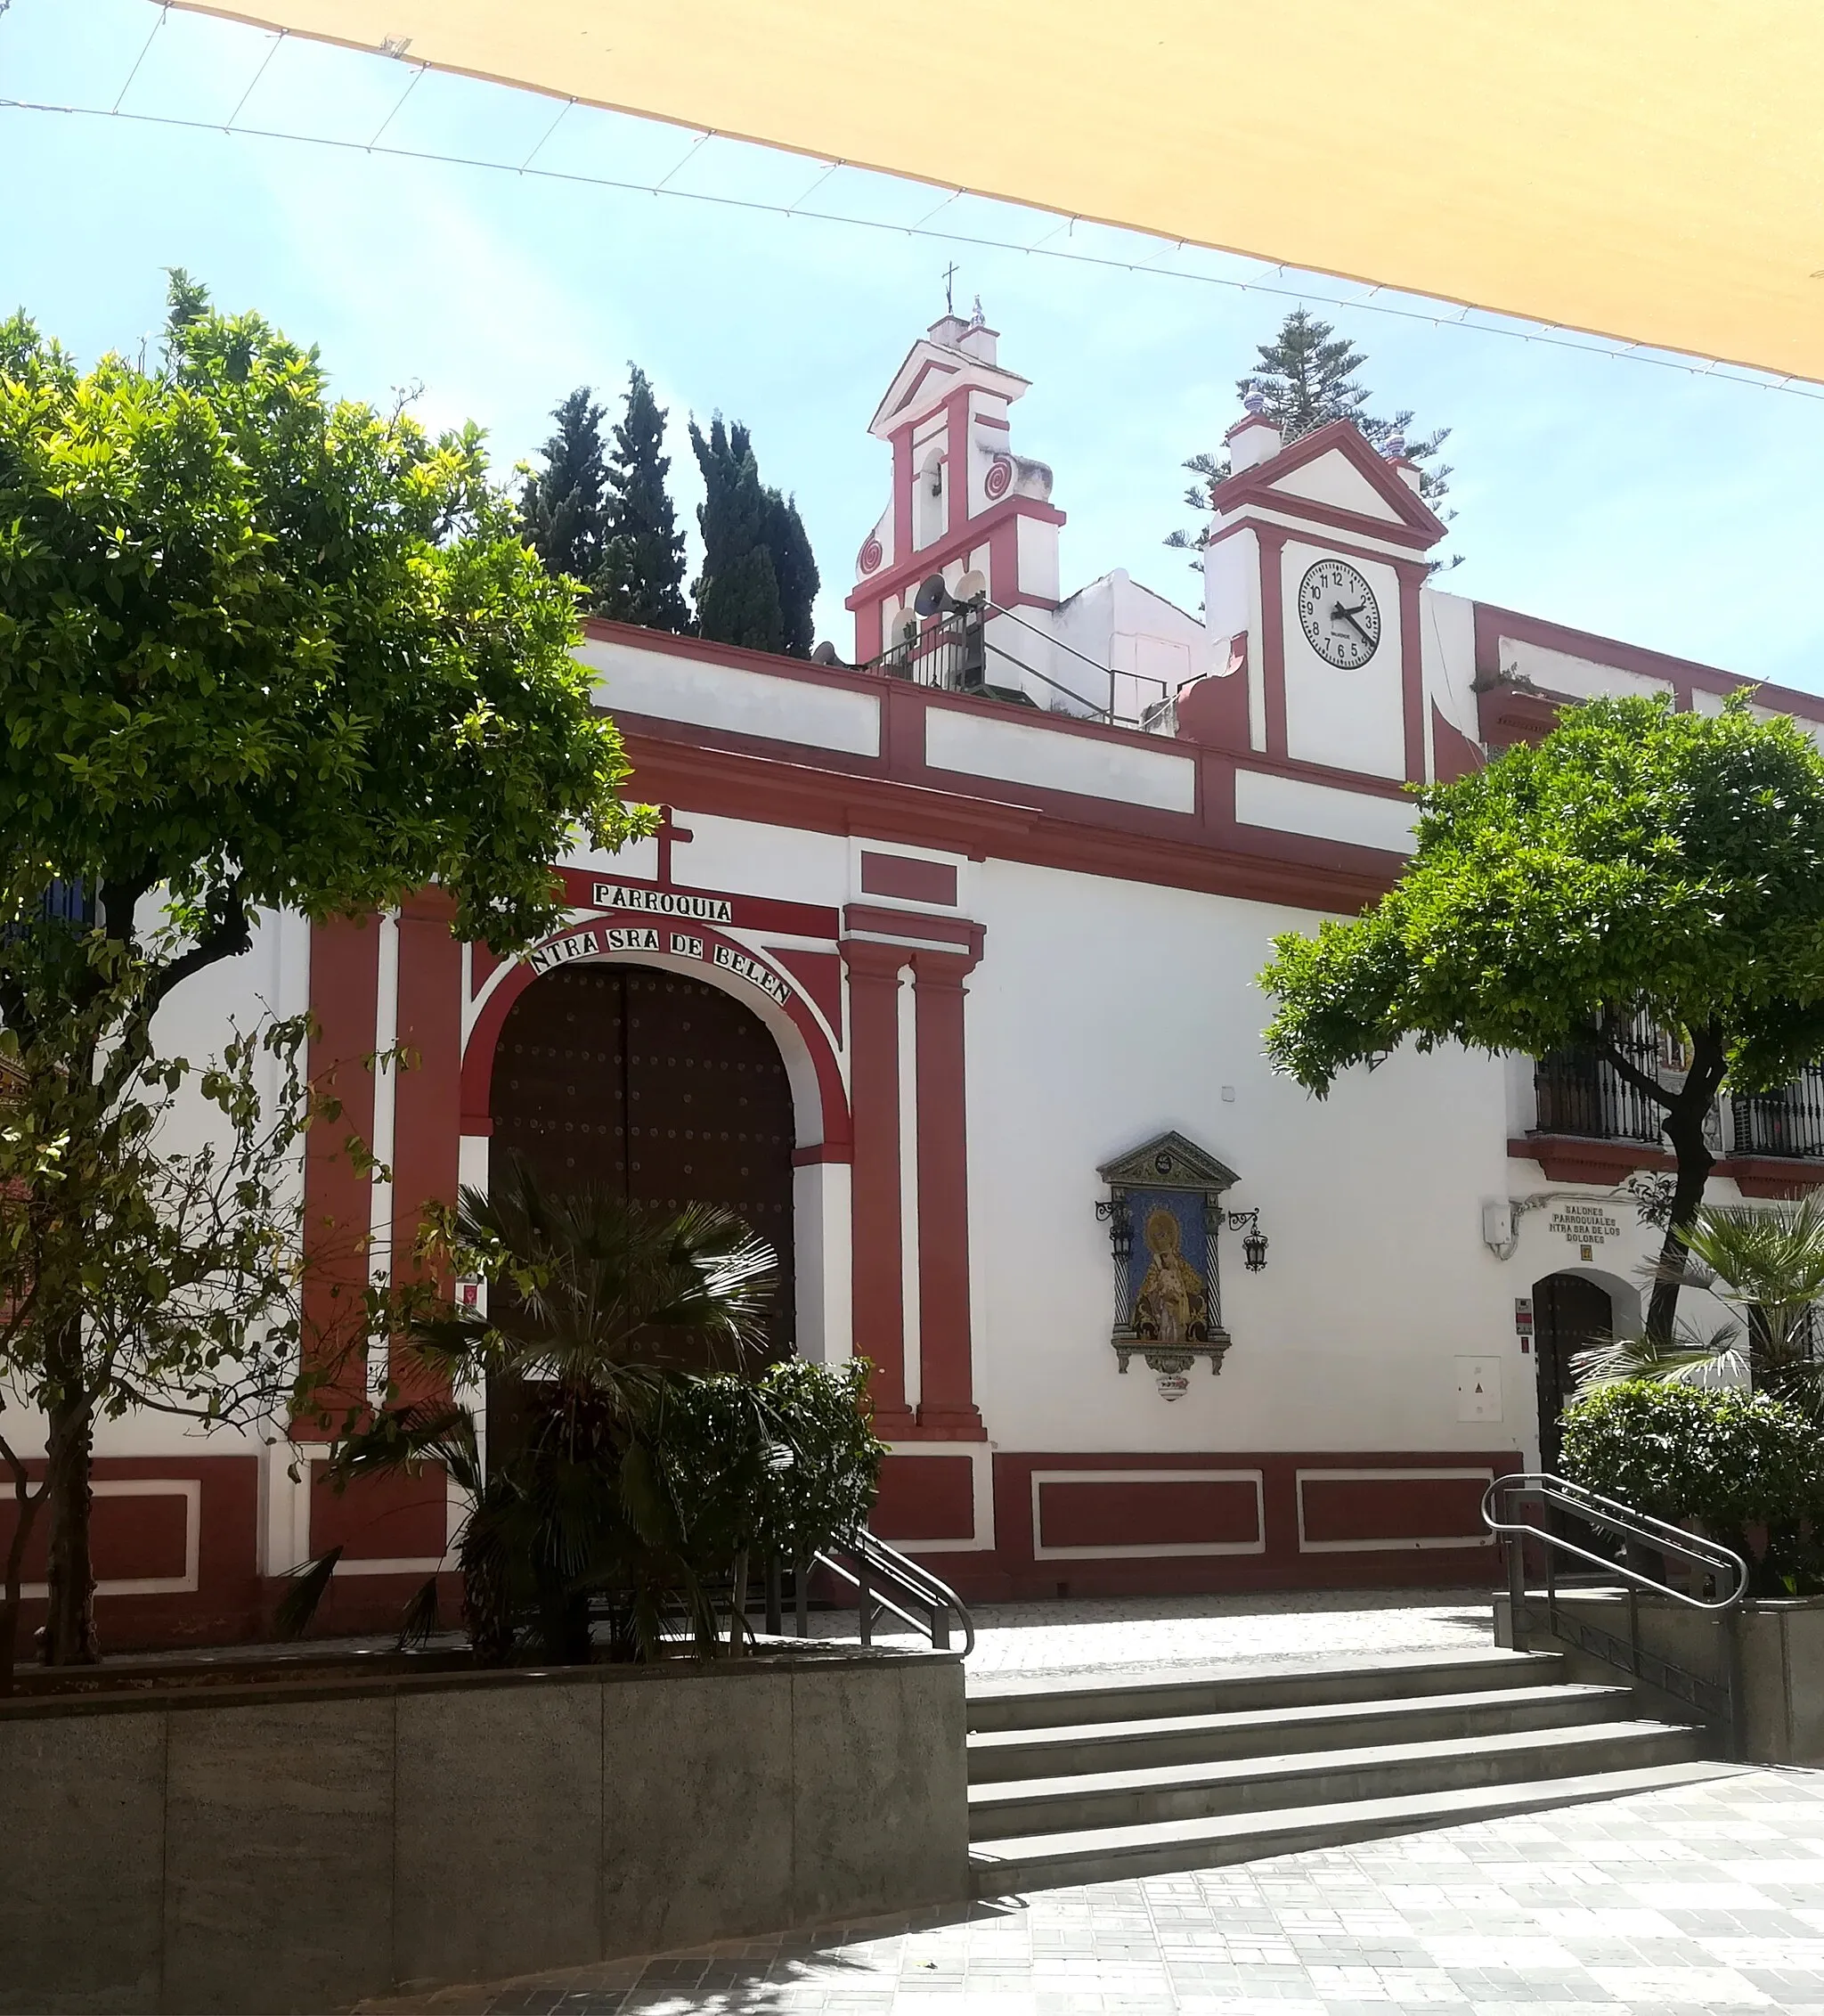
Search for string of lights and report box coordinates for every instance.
[2,78,1821,406]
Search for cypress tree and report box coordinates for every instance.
[764,486,820,659]
[690,416,784,654]
[519,387,609,586]
[597,365,691,633]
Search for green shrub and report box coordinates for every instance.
[662,1356,884,1572]
[1559,1379,1822,1588]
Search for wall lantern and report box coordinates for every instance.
[1228,1210,1269,1273]
[1095,1131,1266,1400]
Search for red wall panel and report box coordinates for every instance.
[1038,1477,1260,1552]
[872,1454,975,1541]
[309,1463,448,1562]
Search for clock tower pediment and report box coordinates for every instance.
[1267,449,1407,524]
[1215,418,1448,553]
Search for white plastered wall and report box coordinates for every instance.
[963,856,1527,1457]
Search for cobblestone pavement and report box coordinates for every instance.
[811,1587,1497,1686]
[363,1767,1824,2014]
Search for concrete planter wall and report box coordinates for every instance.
[1494,1588,1824,1764]
[0,1645,967,2016]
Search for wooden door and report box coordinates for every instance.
[1532,1272,1613,1471]
[490,963,796,1352]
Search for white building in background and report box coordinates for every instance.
[16,311,1824,1646]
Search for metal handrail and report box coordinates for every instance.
[858,600,1173,732]
[810,1528,976,1657]
[1482,1472,1747,1756]
[1482,1474,1747,1608]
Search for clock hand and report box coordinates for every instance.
[1330,601,1375,645]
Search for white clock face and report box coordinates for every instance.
[1297,559,1381,669]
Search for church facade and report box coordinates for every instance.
[23,313,1824,1646]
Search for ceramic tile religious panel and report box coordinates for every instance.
[1096,1131,1243,1400]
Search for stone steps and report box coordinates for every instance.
[965,1649,1727,1896]
[969,1758,1738,1894]
[967,1681,1639,1783]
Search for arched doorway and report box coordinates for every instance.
[489,962,797,1353]
[1532,1271,1615,1470]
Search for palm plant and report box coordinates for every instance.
[1574,1196,1824,1413]
[281,1156,778,1662]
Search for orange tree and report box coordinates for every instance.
[0,273,647,1664]
[1261,694,1824,1347]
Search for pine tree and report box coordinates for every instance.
[1166,308,1459,571]
[519,387,610,586]
[690,417,784,654]
[597,365,691,633]
[764,487,820,658]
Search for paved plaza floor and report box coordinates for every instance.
[367,1765,1824,2013]
[817,1587,1499,1686]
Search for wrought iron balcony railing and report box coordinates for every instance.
[1533,1024,1667,1147]
[1534,1026,1824,1164]
[1731,1065,1824,1161]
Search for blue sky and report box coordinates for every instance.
[6,0,1824,689]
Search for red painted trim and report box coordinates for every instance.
[910,949,984,1441]
[1471,601,1824,725]
[1431,701,1485,782]
[885,355,962,420]
[1174,668,1252,752]
[854,596,884,664]
[1724,1156,1824,1197]
[623,730,1401,912]
[890,424,913,583]
[1225,412,1281,448]
[860,851,958,906]
[554,864,839,943]
[0,1455,262,1653]
[843,904,986,959]
[391,893,462,1398]
[841,941,914,1436]
[975,412,1010,431]
[768,945,843,1046]
[791,1141,853,1167]
[1233,751,1415,802]
[908,1449,1521,1604]
[1038,1474,1261,1550]
[873,1453,976,1541]
[844,494,1067,614]
[1215,418,1449,546]
[944,386,972,535]
[1220,488,1441,555]
[1400,567,1427,783]
[1509,1134,1675,1182]
[1478,681,1564,750]
[461,920,851,1160]
[1258,526,1288,758]
[302,915,379,1413]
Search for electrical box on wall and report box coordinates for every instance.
[1455,1356,1502,1423]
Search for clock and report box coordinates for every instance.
[1297,558,1381,669]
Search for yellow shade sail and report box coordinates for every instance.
[181,1,1824,383]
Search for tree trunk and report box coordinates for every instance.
[1644,1033,1727,1347]
[41,1379,99,1667]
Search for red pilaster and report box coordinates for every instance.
[910,948,986,1439]
[842,941,916,1435]
[391,890,463,1279]
[1258,526,1288,758]
[1397,560,1428,784]
[300,914,380,1420]
[944,387,973,537]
